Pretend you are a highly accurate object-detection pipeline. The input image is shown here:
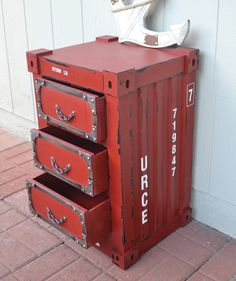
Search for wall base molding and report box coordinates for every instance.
[0,108,37,141]
[192,188,236,238]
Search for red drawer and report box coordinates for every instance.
[27,173,111,248]
[31,126,109,196]
[35,78,106,142]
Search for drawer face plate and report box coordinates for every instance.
[27,174,111,248]
[31,127,109,196]
[35,79,106,142]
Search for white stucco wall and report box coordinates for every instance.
[0,0,235,238]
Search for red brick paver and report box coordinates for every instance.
[7,150,33,166]
[188,272,214,281]
[0,157,15,173]
[13,245,78,281]
[200,240,236,281]
[0,232,36,271]
[8,219,61,255]
[140,255,194,281]
[158,232,213,268]
[0,129,235,281]
[0,201,10,214]
[0,209,26,232]
[47,258,101,281]
[94,273,116,281]
[0,166,26,186]
[0,175,29,200]
[0,262,10,279]
[0,275,18,281]
[177,220,229,252]
[67,239,113,269]
[4,188,33,216]
[0,133,25,152]
[0,142,31,159]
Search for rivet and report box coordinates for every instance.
[91,98,95,103]
[83,95,87,100]
[87,156,90,160]
[89,192,92,196]
[83,244,86,248]
[85,135,89,139]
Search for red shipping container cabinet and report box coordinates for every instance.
[26,35,199,269]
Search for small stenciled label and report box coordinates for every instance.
[51,67,69,77]
[52,66,62,74]
[141,155,149,224]
[171,108,177,177]
[186,83,195,107]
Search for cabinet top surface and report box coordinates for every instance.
[43,37,185,73]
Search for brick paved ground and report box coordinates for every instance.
[0,128,236,281]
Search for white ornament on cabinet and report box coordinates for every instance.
[111,0,190,48]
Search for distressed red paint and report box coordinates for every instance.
[26,35,199,269]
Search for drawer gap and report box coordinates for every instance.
[41,126,106,153]
[34,173,108,210]
[42,76,104,97]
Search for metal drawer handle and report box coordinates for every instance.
[55,104,75,122]
[50,156,71,175]
[47,207,66,225]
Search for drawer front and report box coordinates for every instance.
[35,78,106,142]
[27,175,111,248]
[31,128,109,196]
